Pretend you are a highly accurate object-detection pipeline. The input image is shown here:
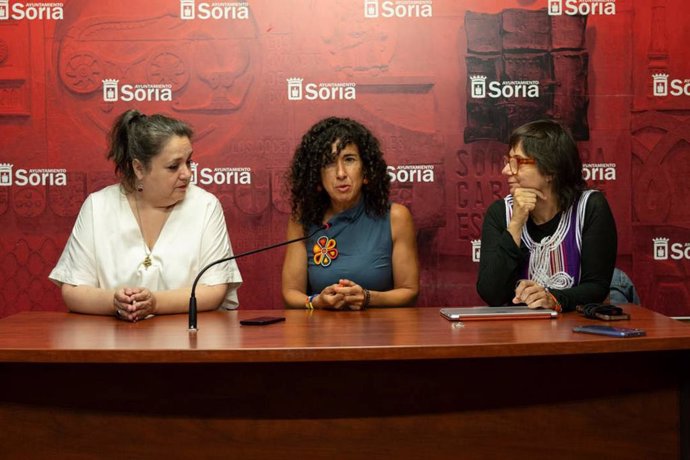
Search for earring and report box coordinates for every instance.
[136,181,143,192]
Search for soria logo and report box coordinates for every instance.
[102,79,173,102]
[387,165,435,183]
[0,0,10,19]
[653,237,690,261]
[286,78,356,101]
[0,163,11,186]
[0,163,67,187]
[179,0,249,20]
[364,0,432,18]
[548,0,616,16]
[471,240,481,263]
[189,162,252,186]
[0,0,64,20]
[652,73,690,97]
[469,75,540,99]
[582,163,616,181]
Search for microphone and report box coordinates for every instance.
[188,222,331,331]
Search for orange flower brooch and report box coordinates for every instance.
[313,236,339,267]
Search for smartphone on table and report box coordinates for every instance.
[572,325,646,338]
[240,316,285,326]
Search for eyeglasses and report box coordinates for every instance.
[503,155,536,175]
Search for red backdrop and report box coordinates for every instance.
[0,0,688,317]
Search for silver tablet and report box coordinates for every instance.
[440,306,559,321]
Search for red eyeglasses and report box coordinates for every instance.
[503,155,536,174]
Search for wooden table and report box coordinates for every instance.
[0,306,688,459]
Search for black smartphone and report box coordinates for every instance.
[573,325,646,338]
[594,312,631,321]
[240,316,285,326]
[576,303,629,321]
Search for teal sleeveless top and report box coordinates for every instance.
[307,199,393,294]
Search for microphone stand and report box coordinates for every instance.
[188,223,329,331]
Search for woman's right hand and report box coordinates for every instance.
[511,187,545,224]
[113,287,151,322]
[507,187,546,245]
[314,284,346,310]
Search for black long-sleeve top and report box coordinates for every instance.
[476,191,617,312]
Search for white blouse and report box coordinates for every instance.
[49,184,242,309]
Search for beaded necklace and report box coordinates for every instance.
[133,194,153,269]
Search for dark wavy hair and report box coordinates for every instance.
[509,119,586,211]
[287,117,390,231]
[107,109,193,192]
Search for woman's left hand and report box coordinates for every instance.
[334,279,369,310]
[130,288,156,320]
[117,287,157,321]
[513,280,555,309]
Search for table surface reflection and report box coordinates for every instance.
[1,306,690,363]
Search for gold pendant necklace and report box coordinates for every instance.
[134,194,152,269]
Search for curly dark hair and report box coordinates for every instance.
[509,119,586,211]
[288,117,391,231]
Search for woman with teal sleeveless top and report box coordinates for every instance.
[282,117,419,310]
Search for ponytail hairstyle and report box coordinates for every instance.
[107,109,193,191]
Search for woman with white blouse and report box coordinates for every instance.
[49,110,242,322]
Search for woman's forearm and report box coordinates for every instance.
[62,284,117,315]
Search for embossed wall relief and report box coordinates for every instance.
[0,21,31,117]
[464,9,588,143]
[53,4,261,153]
[631,111,690,314]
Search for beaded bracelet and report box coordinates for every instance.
[362,289,371,309]
[545,288,562,313]
[305,294,316,310]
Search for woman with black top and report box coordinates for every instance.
[476,119,617,312]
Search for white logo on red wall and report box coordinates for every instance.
[179,0,249,20]
[653,237,690,261]
[471,240,481,263]
[0,163,67,187]
[653,238,669,260]
[582,163,616,182]
[0,163,12,186]
[469,75,540,99]
[189,162,252,186]
[0,0,64,20]
[652,73,690,97]
[548,0,616,16]
[286,78,356,101]
[102,79,173,102]
[364,0,433,18]
[387,165,435,183]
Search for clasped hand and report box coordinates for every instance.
[513,280,556,309]
[314,279,367,310]
[113,287,156,322]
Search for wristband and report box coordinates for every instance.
[545,288,562,313]
[305,294,316,310]
[362,289,371,309]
